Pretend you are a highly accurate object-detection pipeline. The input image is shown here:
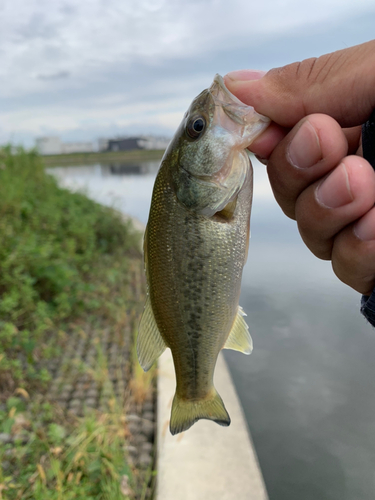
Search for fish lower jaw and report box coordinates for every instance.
[179,163,220,187]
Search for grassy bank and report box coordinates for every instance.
[0,147,151,498]
[41,149,165,167]
[0,146,141,393]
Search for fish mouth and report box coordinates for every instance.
[210,74,246,107]
[209,74,270,131]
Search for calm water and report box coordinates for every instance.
[48,160,375,500]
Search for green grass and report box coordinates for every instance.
[0,146,153,498]
[0,146,141,395]
[0,399,134,500]
[0,339,151,500]
[41,149,165,167]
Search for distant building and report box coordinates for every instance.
[138,136,170,150]
[106,136,170,152]
[36,137,62,155]
[36,135,169,155]
[97,138,109,152]
[35,137,94,155]
[107,137,141,152]
[61,142,93,154]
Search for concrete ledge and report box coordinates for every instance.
[156,350,269,500]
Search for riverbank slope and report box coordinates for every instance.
[0,147,153,498]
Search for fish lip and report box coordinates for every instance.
[209,74,270,129]
[209,74,247,107]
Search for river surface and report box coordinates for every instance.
[48,159,375,500]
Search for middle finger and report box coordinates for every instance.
[265,113,349,219]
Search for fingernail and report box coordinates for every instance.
[354,208,375,241]
[288,120,322,169]
[225,69,266,81]
[316,162,353,208]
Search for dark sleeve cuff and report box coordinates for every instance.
[360,110,375,327]
[361,292,375,327]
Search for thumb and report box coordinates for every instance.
[224,40,375,128]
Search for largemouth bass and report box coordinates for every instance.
[137,74,270,435]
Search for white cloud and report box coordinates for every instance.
[1,0,375,145]
[2,0,375,95]
[0,95,185,141]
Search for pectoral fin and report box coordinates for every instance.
[137,296,167,371]
[223,306,253,354]
[216,196,237,221]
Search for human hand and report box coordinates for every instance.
[224,40,375,295]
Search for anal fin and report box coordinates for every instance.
[137,296,167,371]
[223,306,253,355]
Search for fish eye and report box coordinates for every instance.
[186,116,206,139]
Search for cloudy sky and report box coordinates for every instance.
[1,0,375,147]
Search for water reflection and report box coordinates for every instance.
[47,162,160,224]
[48,160,160,179]
[47,159,375,500]
[102,162,160,176]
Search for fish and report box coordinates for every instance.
[137,74,270,435]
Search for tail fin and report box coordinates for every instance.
[170,389,231,435]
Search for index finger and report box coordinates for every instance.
[225,40,375,128]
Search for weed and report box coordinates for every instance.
[0,399,134,499]
[0,146,141,396]
[0,147,153,499]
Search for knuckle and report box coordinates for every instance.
[268,55,337,104]
[333,228,365,272]
[266,64,301,97]
[271,194,296,220]
[298,227,332,260]
[281,204,296,220]
[266,149,303,216]
[266,173,297,220]
[295,195,333,260]
[331,227,375,294]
